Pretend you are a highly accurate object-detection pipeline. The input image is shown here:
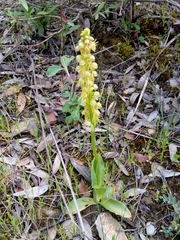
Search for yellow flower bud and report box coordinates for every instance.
[93,71,97,77]
[76,28,101,126]
[92,62,98,69]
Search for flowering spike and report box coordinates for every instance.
[76,28,101,127]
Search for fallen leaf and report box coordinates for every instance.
[37,133,54,152]
[28,119,38,137]
[52,153,61,175]
[78,179,90,197]
[11,118,35,137]
[29,168,49,179]
[0,156,18,165]
[4,85,20,96]
[70,157,91,182]
[18,156,35,169]
[13,184,48,198]
[125,188,147,197]
[114,157,129,176]
[125,64,136,74]
[138,71,150,89]
[130,92,139,104]
[45,111,57,125]
[47,227,57,240]
[169,143,177,161]
[125,132,136,140]
[103,151,119,159]
[134,152,149,163]
[148,110,158,122]
[17,92,26,113]
[149,162,180,178]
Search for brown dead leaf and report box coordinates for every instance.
[4,85,20,96]
[78,179,90,197]
[125,132,136,140]
[134,152,149,163]
[45,111,57,125]
[18,156,35,169]
[17,92,26,113]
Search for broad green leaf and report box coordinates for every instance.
[62,92,71,98]
[100,198,132,218]
[109,4,119,9]
[65,115,73,124]
[67,20,74,27]
[62,102,71,113]
[19,0,28,11]
[99,12,106,18]
[138,35,145,43]
[37,11,49,15]
[46,65,63,77]
[93,186,114,203]
[97,3,105,12]
[91,154,105,188]
[60,56,74,72]
[68,197,96,214]
[94,13,99,20]
[70,24,81,31]
[71,109,80,121]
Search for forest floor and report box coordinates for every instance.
[1,0,180,239]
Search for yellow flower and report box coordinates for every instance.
[76,28,101,127]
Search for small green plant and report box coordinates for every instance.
[68,28,131,218]
[93,3,119,20]
[5,0,58,36]
[62,93,82,124]
[161,194,180,238]
[46,55,82,124]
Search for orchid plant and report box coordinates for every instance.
[68,28,131,218]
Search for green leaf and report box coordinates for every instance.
[70,24,81,31]
[19,0,28,11]
[100,198,132,218]
[68,197,96,214]
[99,12,106,18]
[62,92,71,98]
[94,13,99,20]
[62,102,71,113]
[46,65,63,77]
[93,186,114,203]
[60,56,74,72]
[37,11,49,15]
[97,3,105,12]
[71,109,80,121]
[65,115,73,124]
[138,35,145,43]
[91,154,105,188]
[109,4,119,9]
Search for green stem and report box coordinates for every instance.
[91,124,98,159]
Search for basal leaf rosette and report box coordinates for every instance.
[76,28,101,127]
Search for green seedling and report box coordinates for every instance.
[161,194,180,238]
[62,92,82,124]
[46,55,74,77]
[5,0,58,36]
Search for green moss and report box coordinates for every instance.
[117,42,134,60]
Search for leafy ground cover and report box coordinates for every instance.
[1,0,180,239]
